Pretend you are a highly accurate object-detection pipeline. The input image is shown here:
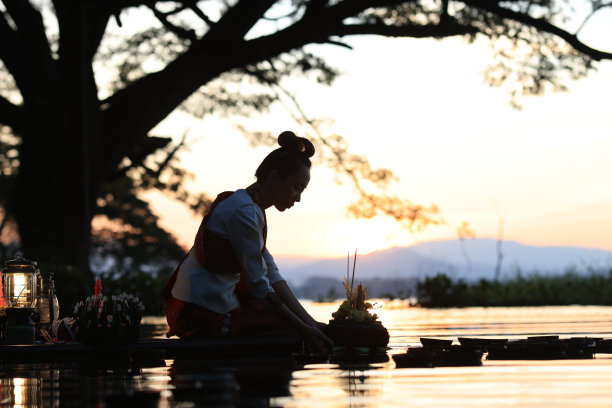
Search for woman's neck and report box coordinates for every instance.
[246,182,271,210]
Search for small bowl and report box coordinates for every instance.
[420,338,453,348]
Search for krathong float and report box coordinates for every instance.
[323,250,389,349]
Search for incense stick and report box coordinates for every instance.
[351,248,357,291]
[347,251,349,282]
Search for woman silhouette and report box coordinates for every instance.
[162,131,332,353]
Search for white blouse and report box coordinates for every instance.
[171,189,284,314]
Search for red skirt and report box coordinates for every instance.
[165,274,288,340]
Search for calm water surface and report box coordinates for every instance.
[2,302,612,407]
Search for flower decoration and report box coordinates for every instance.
[73,279,145,346]
[331,250,378,323]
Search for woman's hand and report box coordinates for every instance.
[265,288,333,353]
[313,321,328,332]
[301,324,334,354]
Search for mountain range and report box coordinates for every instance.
[273,239,612,298]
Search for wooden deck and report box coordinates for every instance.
[0,336,304,362]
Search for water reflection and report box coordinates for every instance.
[1,304,612,407]
[340,369,380,406]
[280,367,381,408]
[1,377,43,407]
[0,359,169,407]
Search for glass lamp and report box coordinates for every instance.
[1,257,38,344]
[2,257,38,308]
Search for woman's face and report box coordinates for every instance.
[269,164,311,212]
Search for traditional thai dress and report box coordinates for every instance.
[162,186,288,339]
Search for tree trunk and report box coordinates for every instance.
[12,104,96,294]
[9,2,105,295]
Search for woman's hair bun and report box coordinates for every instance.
[255,131,315,181]
[278,131,315,158]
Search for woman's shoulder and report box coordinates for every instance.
[221,189,253,208]
[215,189,262,219]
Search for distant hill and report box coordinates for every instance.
[274,239,612,298]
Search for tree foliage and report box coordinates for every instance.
[0,0,610,304]
[416,268,612,307]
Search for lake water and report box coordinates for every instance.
[2,302,612,407]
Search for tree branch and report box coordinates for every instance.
[99,0,612,176]
[86,5,115,62]
[466,0,612,61]
[183,0,217,27]
[0,95,25,134]
[100,1,278,166]
[150,1,215,27]
[576,2,612,35]
[53,0,114,63]
[97,2,433,165]
[203,0,277,42]
[267,79,442,229]
[149,4,197,42]
[103,0,156,9]
[2,0,55,72]
[327,0,406,22]
[148,132,187,179]
[336,21,479,38]
[1,2,55,98]
[108,135,172,181]
[100,2,444,153]
[304,0,329,17]
[0,11,26,86]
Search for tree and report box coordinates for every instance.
[0,0,610,292]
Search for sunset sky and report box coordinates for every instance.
[144,11,612,259]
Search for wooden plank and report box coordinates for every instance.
[0,336,303,361]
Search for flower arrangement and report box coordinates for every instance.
[331,281,379,323]
[73,279,145,346]
[325,250,389,348]
[331,250,378,323]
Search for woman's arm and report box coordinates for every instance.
[262,247,327,330]
[272,280,327,329]
[226,206,332,351]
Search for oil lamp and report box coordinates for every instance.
[1,256,39,344]
[34,268,59,338]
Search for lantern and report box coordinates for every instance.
[2,257,38,308]
[1,257,38,344]
[35,270,59,325]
